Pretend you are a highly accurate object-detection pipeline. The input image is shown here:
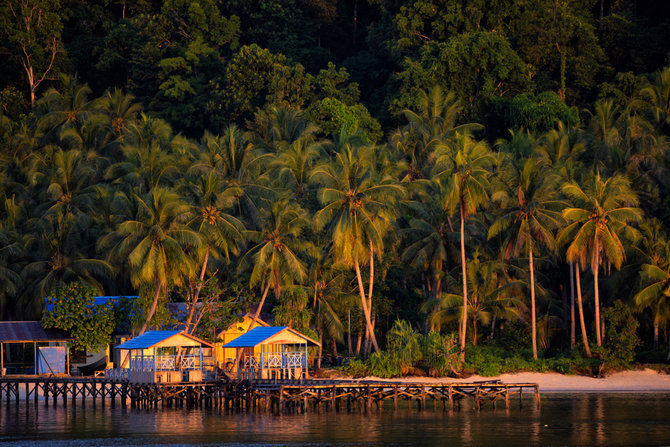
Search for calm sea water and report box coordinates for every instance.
[1,393,669,446]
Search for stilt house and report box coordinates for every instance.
[223,326,320,380]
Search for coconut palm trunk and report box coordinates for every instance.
[459,200,468,361]
[593,248,602,346]
[575,266,592,357]
[184,246,210,334]
[354,256,380,352]
[139,280,161,334]
[570,262,576,349]
[249,283,271,332]
[529,244,538,360]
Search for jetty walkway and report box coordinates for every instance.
[0,376,540,412]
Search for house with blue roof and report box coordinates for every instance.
[222,326,320,381]
[106,330,214,383]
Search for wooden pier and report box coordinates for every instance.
[0,377,540,412]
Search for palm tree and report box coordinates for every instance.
[0,222,22,319]
[305,251,346,365]
[312,136,405,352]
[640,67,670,131]
[182,171,245,333]
[21,213,112,318]
[239,197,311,330]
[429,253,522,346]
[489,156,565,359]
[432,132,495,360]
[98,88,142,138]
[268,131,325,203]
[633,219,670,351]
[36,75,99,136]
[108,114,178,194]
[401,179,453,330]
[194,126,273,228]
[113,187,198,334]
[396,86,481,181]
[560,172,643,346]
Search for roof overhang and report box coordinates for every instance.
[115,330,214,350]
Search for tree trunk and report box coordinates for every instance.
[318,331,323,369]
[490,315,496,341]
[354,255,380,352]
[459,201,468,361]
[248,282,271,332]
[570,262,576,349]
[184,246,210,334]
[472,315,477,346]
[355,332,362,356]
[529,245,538,360]
[654,319,659,350]
[593,250,602,347]
[139,280,161,334]
[575,267,592,357]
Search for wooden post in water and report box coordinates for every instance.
[393,385,398,411]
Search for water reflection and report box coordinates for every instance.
[1,393,670,446]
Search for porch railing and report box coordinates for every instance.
[242,352,307,369]
[129,355,201,372]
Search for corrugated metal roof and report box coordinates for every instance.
[0,321,69,342]
[223,326,290,348]
[44,296,139,312]
[114,330,182,350]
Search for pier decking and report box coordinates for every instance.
[0,376,540,412]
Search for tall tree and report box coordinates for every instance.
[560,172,643,346]
[0,0,64,107]
[432,132,495,360]
[489,156,565,359]
[239,197,311,330]
[312,134,404,352]
[113,187,198,334]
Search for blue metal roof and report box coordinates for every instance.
[223,326,290,348]
[114,330,182,350]
[44,296,139,312]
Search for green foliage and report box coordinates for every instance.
[342,358,369,377]
[393,0,518,52]
[420,331,460,376]
[394,31,529,119]
[305,98,383,143]
[386,319,422,372]
[493,92,579,132]
[598,300,640,368]
[41,283,116,352]
[273,287,313,333]
[368,350,402,378]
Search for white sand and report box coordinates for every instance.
[358,368,670,392]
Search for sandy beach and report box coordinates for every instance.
[358,368,670,392]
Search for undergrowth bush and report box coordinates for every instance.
[368,351,401,378]
[342,359,369,377]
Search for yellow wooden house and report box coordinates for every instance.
[214,313,269,370]
[223,326,320,380]
[106,330,214,383]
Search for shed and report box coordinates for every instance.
[223,326,320,380]
[0,321,70,375]
[107,330,214,383]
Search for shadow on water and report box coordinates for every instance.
[1,393,670,446]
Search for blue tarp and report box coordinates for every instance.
[37,346,66,374]
[44,296,139,312]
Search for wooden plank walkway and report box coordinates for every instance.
[0,376,540,412]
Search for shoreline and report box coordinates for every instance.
[353,368,670,393]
